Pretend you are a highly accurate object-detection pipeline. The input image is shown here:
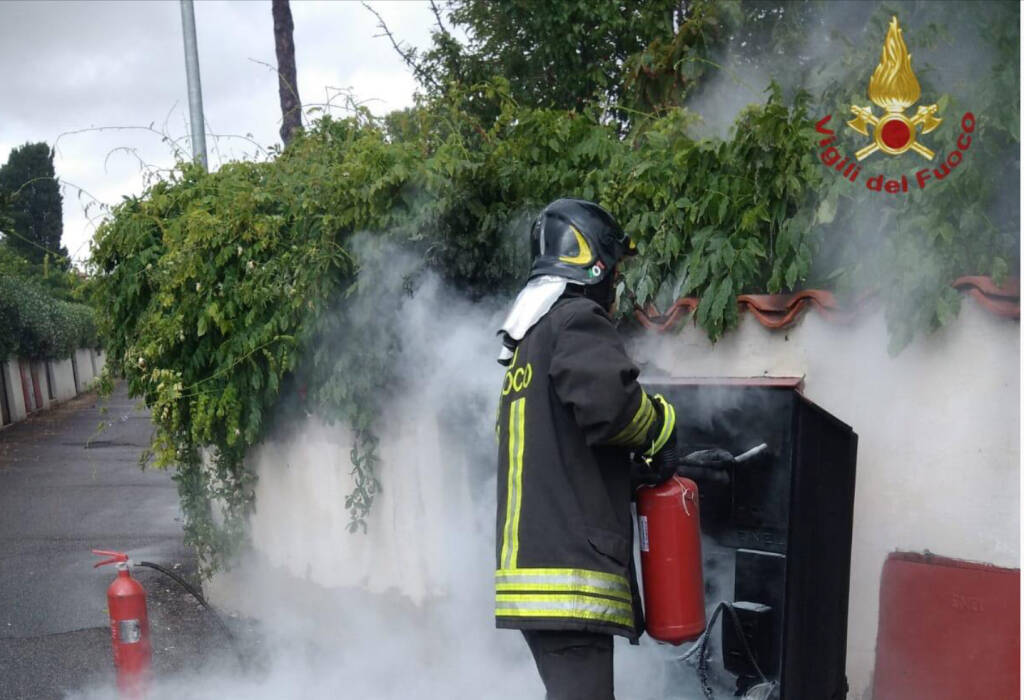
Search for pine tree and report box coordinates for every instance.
[0,143,67,269]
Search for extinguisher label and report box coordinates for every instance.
[639,515,649,552]
[118,619,142,644]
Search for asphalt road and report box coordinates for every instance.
[0,384,225,699]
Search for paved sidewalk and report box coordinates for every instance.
[0,383,224,699]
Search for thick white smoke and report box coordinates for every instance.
[69,253,735,699]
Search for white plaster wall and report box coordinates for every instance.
[635,299,1020,699]
[49,358,77,402]
[2,358,26,422]
[0,350,105,425]
[73,348,94,392]
[245,411,465,605]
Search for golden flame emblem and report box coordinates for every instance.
[847,17,941,160]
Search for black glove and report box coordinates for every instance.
[649,431,679,483]
[631,393,679,488]
[632,430,678,487]
[676,447,734,485]
[680,448,735,469]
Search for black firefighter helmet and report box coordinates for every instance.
[529,198,637,286]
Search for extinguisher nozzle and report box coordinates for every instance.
[734,443,769,463]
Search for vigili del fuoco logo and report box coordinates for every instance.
[815,16,976,194]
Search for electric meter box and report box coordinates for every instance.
[641,379,858,700]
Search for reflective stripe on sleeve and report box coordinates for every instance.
[644,394,676,457]
[607,391,655,447]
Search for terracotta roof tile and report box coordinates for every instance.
[635,276,1020,331]
[953,276,1020,319]
[637,298,699,332]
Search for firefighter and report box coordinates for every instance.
[495,198,679,700]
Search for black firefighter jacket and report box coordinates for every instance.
[495,295,667,640]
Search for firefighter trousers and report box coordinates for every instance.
[521,630,614,700]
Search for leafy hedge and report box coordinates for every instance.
[0,275,98,360]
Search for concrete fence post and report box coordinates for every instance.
[3,359,27,422]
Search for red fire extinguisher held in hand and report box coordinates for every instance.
[636,476,707,644]
[92,550,152,698]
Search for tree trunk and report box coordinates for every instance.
[272,0,302,146]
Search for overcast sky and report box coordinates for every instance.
[0,0,437,267]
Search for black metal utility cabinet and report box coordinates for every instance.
[642,379,858,700]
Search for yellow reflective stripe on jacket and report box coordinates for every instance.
[496,567,630,594]
[606,391,655,447]
[508,397,526,566]
[644,394,676,457]
[495,581,632,603]
[499,398,526,569]
[495,593,634,628]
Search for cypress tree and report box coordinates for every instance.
[0,143,67,269]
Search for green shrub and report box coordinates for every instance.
[0,275,97,360]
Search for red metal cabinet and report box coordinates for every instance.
[873,551,1019,699]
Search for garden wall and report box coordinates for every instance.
[211,292,1017,698]
[0,349,105,426]
[636,297,1019,698]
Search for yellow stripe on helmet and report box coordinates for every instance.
[558,226,595,266]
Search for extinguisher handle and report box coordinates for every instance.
[91,549,129,568]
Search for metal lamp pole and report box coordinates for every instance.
[179,0,208,170]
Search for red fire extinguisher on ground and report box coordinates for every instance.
[92,549,152,698]
[636,475,707,644]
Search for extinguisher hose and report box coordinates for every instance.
[136,561,247,669]
[676,601,776,699]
